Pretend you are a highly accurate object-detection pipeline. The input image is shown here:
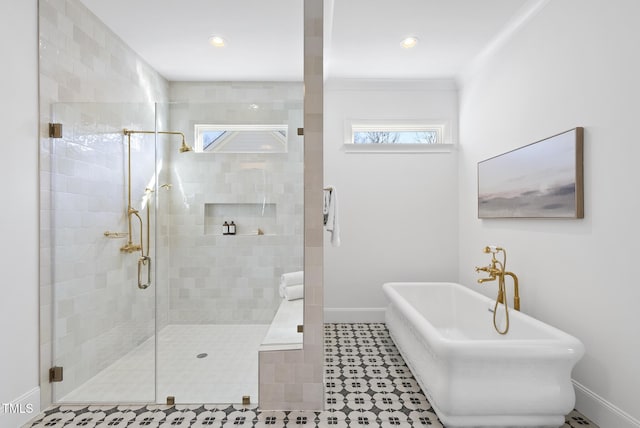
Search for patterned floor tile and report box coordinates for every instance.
[24,323,599,428]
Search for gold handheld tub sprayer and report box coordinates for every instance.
[475,246,520,335]
[119,129,192,289]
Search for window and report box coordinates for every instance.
[353,129,439,144]
[194,124,288,153]
[344,120,453,153]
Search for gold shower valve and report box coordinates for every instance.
[120,243,142,253]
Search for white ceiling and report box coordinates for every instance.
[79,0,541,82]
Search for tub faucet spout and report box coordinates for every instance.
[474,265,499,283]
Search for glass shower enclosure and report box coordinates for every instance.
[48,89,304,404]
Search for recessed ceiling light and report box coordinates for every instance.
[209,35,226,47]
[400,36,419,49]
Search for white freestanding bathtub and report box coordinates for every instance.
[383,282,584,428]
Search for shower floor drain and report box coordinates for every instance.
[196,353,208,359]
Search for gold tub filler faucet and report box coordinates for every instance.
[475,246,520,335]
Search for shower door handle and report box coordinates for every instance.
[138,256,151,289]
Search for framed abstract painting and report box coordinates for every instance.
[478,127,584,219]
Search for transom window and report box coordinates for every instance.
[353,128,440,144]
[345,120,452,153]
[194,124,288,153]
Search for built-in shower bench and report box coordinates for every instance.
[259,298,303,351]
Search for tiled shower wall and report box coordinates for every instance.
[39,0,169,405]
[165,82,304,324]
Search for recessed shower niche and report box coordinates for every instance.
[204,203,277,236]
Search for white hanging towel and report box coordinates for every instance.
[323,186,341,247]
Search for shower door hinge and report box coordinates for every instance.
[49,366,63,383]
[297,127,304,136]
[49,123,63,138]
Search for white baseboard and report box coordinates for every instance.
[1,387,40,428]
[573,380,640,428]
[324,307,386,323]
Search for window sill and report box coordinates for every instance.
[343,143,454,153]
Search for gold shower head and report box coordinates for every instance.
[179,137,193,153]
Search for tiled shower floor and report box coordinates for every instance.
[60,324,269,404]
[26,323,598,427]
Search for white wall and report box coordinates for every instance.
[458,0,640,425]
[324,80,459,320]
[0,0,41,426]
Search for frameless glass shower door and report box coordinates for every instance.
[48,94,305,405]
[49,102,158,403]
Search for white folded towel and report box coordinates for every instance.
[280,271,303,287]
[283,284,304,301]
[324,186,340,247]
[279,271,304,298]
